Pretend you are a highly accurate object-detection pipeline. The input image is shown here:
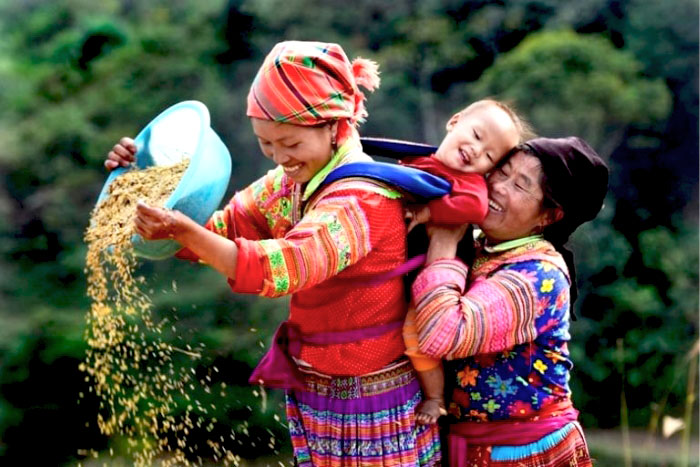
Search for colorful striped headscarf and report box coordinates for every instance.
[246,41,380,145]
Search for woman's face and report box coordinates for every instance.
[251,118,337,183]
[480,151,552,243]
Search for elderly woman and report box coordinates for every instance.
[411,137,608,465]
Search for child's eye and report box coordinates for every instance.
[473,130,481,140]
[486,153,493,162]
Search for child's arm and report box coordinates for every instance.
[427,173,488,225]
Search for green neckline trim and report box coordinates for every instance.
[483,234,544,253]
[302,139,354,201]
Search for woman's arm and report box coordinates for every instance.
[412,259,540,360]
[234,185,399,297]
[412,226,556,360]
[135,202,239,279]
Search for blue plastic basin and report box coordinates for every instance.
[96,100,232,259]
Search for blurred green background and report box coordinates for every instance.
[0,0,697,465]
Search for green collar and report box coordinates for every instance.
[482,233,544,253]
[302,139,358,201]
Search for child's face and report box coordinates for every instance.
[251,118,337,183]
[434,104,519,175]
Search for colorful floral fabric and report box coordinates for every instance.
[412,239,574,422]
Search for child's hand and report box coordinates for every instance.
[405,205,431,233]
[105,137,137,170]
[424,223,469,263]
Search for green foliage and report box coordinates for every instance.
[571,220,699,428]
[474,29,672,154]
[0,0,697,463]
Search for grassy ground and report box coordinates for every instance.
[586,429,699,467]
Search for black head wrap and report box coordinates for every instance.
[523,137,609,311]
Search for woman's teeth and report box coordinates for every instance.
[283,163,303,175]
[489,199,504,212]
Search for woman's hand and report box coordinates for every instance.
[105,137,137,170]
[424,223,469,263]
[134,201,191,240]
[135,201,240,280]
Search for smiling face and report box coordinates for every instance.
[481,151,555,243]
[251,118,337,183]
[433,103,520,175]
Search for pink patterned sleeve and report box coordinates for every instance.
[412,258,539,360]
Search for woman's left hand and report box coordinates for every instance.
[134,201,188,240]
[425,223,469,263]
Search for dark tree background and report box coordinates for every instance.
[0,0,697,464]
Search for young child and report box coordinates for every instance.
[401,99,532,424]
[106,41,442,465]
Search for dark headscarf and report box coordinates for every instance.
[524,137,609,310]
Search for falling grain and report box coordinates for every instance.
[83,160,240,466]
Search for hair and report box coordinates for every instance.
[459,98,536,144]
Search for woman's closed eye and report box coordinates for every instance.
[492,167,508,179]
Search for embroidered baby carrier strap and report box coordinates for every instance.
[249,319,404,390]
[471,238,569,282]
[310,154,450,286]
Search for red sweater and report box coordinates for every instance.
[179,165,408,376]
[401,155,488,225]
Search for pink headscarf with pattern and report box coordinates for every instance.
[246,41,380,145]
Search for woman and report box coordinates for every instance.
[106,41,441,465]
[411,137,608,465]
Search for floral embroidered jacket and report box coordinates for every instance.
[412,238,574,421]
[183,145,408,376]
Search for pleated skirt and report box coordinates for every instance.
[285,359,442,466]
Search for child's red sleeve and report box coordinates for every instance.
[428,173,488,225]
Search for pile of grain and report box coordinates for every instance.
[82,160,239,466]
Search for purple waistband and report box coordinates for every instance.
[360,254,426,287]
[248,320,404,390]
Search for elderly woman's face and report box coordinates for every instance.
[481,151,551,243]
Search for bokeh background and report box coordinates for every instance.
[0,0,697,465]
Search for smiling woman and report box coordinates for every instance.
[251,118,338,182]
[480,150,562,243]
[413,136,608,466]
[105,40,441,466]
